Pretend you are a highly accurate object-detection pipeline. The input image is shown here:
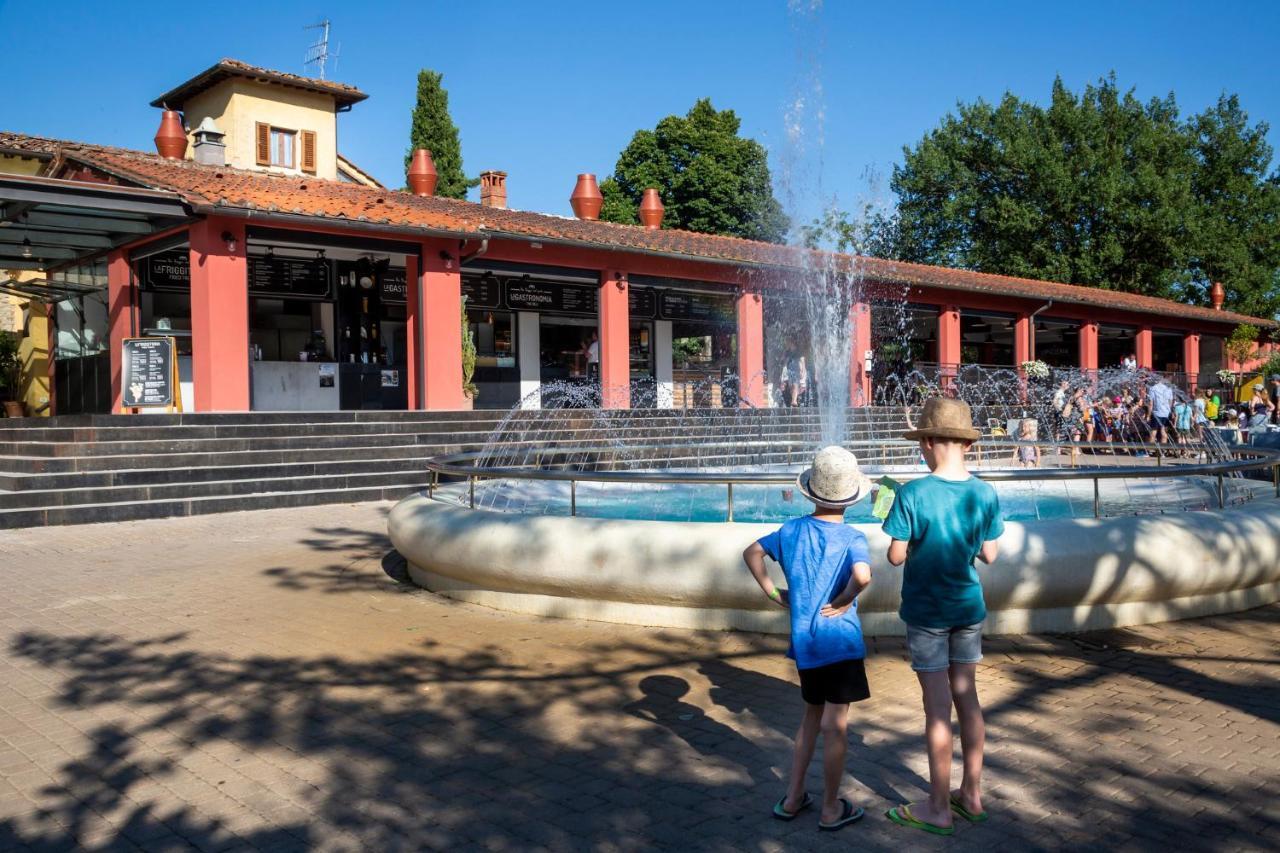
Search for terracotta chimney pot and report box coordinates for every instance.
[638,188,664,229]
[407,149,438,197]
[480,170,508,209]
[153,109,188,160]
[570,173,604,220]
[1210,281,1225,311]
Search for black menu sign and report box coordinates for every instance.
[628,287,656,319]
[248,256,331,299]
[462,275,502,309]
[121,337,176,408]
[659,290,735,323]
[144,251,190,291]
[504,279,598,316]
[380,268,407,303]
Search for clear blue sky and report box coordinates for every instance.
[2,0,1278,230]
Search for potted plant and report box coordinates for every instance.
[460,298,477,410]
[0,331,23,418]
[1020,359,1050,380]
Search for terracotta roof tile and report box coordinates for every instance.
[19,134,1273,330]
[0,131,62,157]
[150,58,367,110]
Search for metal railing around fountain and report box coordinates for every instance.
[424,440,1280,522]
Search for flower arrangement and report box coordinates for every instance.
[1020,360,1050,379]
[1215,368,1236,385]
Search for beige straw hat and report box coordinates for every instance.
[796,445,872,508]
[902,397,981,442]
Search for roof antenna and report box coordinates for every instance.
[304,19,340,79]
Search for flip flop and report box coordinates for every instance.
[818,798,865,832]
[886,804,955,836]
[772,791,813,821]
[950,794,989,823]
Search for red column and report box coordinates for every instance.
[598,270,630,409]
[736,289,764,407]
[1014,314,1031,365]
[849,301,871,407]
[938,305,961,387]
[1183,333,1200,394]
[405,253,421,409]
[1136,326,1153,369]
[420,241,465,410]
[1078,321,1099,375]
[106,249,137,412]
[189,218,249,411]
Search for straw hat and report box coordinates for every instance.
[903,397,980,442]
[796,446,872,508]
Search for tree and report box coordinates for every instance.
[405,70,476,200]
[888,75,1280,316]
[600,99,789,243]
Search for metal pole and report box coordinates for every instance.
[1093,477,1100,518]
[1274,463,1279,498]
[469,476,475,508]
[571,480,577,517]
[1217,474,1225,509]
[726,482,734,522]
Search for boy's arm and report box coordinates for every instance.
[976,538,999,564]
[742,542,787,608]
[821,561,872,617]
[886,539,908,566]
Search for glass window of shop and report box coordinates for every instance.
[960,310,1016,366]
[662,290,736,408]
[1200,335,1224,387]
[136,250,193,356]
[467,307,518,408]
[334,259,407,409]
[1152,330,1184,374]
[50,263,111,414]
[1033,319,1080,369]
[1098,324,1138,369]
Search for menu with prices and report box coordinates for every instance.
[121,337,177,408]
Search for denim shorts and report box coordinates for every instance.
[905,623,983,672]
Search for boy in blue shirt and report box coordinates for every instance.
[883,397,1003,837]
[743,445,873,832]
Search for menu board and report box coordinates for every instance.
[659,290,735,323]
[248,256,331,299]
[121,337,177,408]
[504,279,598,315]
[144,251,190,291]
[462,275,502,309]
[381,268,407,303]
[628,288,656,319]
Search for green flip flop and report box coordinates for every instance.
[950,794,989,823]
[886,804,955,836]
[772,791,813,821]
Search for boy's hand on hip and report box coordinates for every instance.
[820,601,851,618]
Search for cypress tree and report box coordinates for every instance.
[405,70,476,199]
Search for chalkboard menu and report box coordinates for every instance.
[462,275,502,309]
[660,290,735,323]
[248,256,331,299]
[144,251,190,291]
[504,279,598,315]
[628,287,656,319]
[121,337,177,408]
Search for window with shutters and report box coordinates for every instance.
[269,128,296,168]
[300,130,317,174]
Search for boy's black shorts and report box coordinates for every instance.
[799,658,870,705]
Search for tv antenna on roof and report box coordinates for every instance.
[304,19,340,79]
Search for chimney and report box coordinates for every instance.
[153,109,188,160]
[638,188,664,230]
[407,149,438,197]
[1210,281,1225,311]
[480,171,508,208]
[570,173,603,220]
[191,117,226,166]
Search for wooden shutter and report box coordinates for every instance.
[300,130,317,174]
[255,123,270,166]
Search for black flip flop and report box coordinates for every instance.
[772,791,813,821]
[818,798,865,831]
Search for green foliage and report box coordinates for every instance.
[405,70,477,200]
[672,337,706,366]
[600,99,789,243]
[888,75,1280,316]
[1256,349,1280,381]
[0,330,19,399]
[461,298,477,398]
[801,203,900,257]
[1225,323,1260,364]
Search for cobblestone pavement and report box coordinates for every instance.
[0,503,1277,852]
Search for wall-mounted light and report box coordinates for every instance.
[315,249,326,260]
[221,230,237,253]
[438,249,454,270]
[21,236,32,259]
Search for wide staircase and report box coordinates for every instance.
[0,407,915,528]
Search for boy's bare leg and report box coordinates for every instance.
[783,703,823,812]
[949,663,984,816]
[912,671,954,828]
[819,702,850,822]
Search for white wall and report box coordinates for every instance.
[654,320,673,408]
[518,312,540,409]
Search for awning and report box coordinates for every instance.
[0,173,192,271]
[0,276,104,305]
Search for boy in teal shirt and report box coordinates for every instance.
[882,397,1003,836]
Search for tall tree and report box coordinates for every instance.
[404,70,476,200]
[600,99,789,243]
[887,75,1280,316]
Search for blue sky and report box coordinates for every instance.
[2,0,1278,230]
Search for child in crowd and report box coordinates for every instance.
[743,445,873,832]
[1173,397,1194,455]
[882,398,1003,837]
[1012,418,1040,468]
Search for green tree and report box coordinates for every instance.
[600,99,789,243]
[888,75,1280,316]
[404,70,476,200]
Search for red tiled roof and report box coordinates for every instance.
[17,134,1272,330]
[0,131,61,158]
[150,58,368,111]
